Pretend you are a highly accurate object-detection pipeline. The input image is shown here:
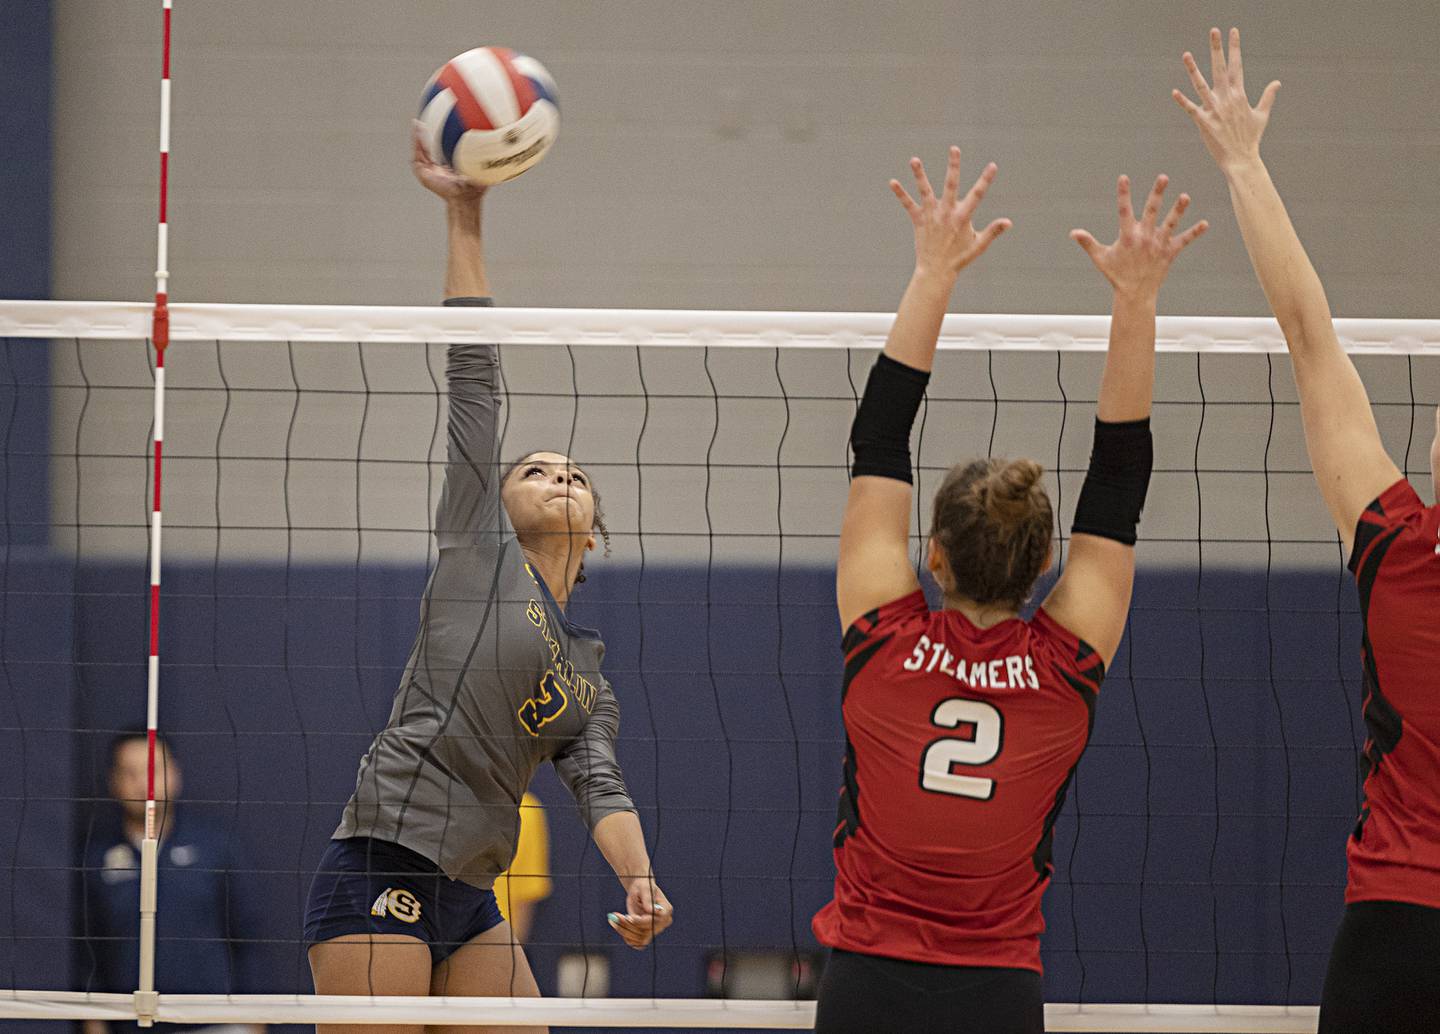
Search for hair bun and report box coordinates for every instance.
[982,459,1046,527]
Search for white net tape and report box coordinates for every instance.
[5,299,1440,352]
[0,992,1321,1032]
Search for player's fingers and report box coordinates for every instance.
[890,179,920,217]
[1183,52,1213,106]
[1172,88,1203,121]
[1228,27,1245,89]
[609,913,658,948]
[1208,27,1226,92]
[1174,219,1210,250]
[971,218,1011,256]
[1141,174,1169,228]
[962,162,999,215]
[942,145,962,204]
[1161,193,1191,236]
[1117,174,1135,227]
[911,157,936,203]
[1257,80,1282,116]
[1069,229,1102,261]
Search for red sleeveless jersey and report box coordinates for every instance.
[1346,479,1440,909]
[811,590,1104,972]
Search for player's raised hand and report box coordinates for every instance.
[1173,27,1281,172]
[891,146,1011,278]
[607,877,673,949]
[411,120,485,202]
[1071,175,1207,299]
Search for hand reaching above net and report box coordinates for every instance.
[1070,174,1207,301]
[889,146,1011,280]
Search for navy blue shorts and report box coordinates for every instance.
[304,837,504,963]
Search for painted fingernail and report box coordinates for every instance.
[607,912,620,925]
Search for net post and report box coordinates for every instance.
[133,834,160,1027]
[136,0,172,1026]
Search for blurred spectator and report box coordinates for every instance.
[80,732,263,1034]
[491,791,552,943]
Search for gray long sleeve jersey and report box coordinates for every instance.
[334,298,635,888]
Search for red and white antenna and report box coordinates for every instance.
[136,0,172,1027]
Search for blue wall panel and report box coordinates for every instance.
[0,1,51,300]
[1,9,62,1034]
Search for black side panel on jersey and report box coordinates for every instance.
[1352,524,1406,843]
[1346,495,1394,575]
[834,740,862,849]
[841,635,889,701]
[835,630,891,848]
[841,607,880,657]
[1031,647,1103,878]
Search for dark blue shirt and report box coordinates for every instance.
[80,812,258,1004]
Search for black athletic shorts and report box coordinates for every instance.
[304,836,504,963]
[813,948,1043,1034]
[1319,900,1440,1034]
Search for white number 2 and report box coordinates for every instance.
[920,699,1003,800]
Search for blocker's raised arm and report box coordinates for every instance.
[836,148,1010,631]
[1173,27,1401,546]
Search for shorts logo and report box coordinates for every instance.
[370,887,422,924]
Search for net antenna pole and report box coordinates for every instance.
[136,0,173,1028]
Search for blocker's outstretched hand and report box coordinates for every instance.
[1071,175,1206,298]
[1173,27,1282,172]
[411,120,486,203]
[891,146,1011,278]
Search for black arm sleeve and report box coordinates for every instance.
[1070,417,1154,546]
[850,354,930,483]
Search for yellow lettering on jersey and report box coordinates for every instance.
[522,598,601,732]
[572,676,597,711]
[519,668,570,736]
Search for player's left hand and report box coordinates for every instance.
[607,878,673,949]
[1070,174,1207,299]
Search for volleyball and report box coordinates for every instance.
[417,47,559,186]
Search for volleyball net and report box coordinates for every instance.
[1,300,1436,1032]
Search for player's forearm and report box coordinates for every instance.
[1095,291,1157,422]
[881,267,957,373]
[1224,159,1335,357]
[591,810,653,888]
[444,196,489,300]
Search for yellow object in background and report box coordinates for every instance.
[494,792,552,941]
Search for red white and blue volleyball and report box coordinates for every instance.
[418,47,559,186]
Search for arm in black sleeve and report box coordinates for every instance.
[1070,417,1154,546]
[849,354,930,483]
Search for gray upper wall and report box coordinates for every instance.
[50,1,1440,316]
